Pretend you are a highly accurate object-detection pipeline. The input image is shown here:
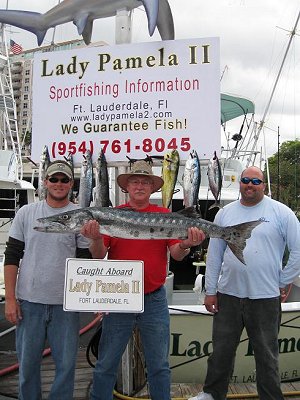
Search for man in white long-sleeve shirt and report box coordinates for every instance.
[190,166,300,400]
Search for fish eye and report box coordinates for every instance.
[60,215,70,220]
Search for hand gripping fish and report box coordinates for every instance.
[34,206,263,265]
[0,0,174,46]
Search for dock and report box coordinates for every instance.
[1,311,300,399]
[1,348,300,399]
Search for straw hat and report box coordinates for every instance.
[117,160,164,193]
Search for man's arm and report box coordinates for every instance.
[169,227,205,261]
[4,264,21,324]
[279,210,300,287]
[4,237,24,324]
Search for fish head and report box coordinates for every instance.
[34,208,95,233]
[163,149,180,172]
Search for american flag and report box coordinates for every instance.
[10,39,23,55]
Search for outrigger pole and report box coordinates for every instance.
[246,10,300,168]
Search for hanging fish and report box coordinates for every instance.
[38,145,50,200]
[94,149,110,207]
[161,149,180,209]
[64,152,75,202]
[207,151,222,210]
[78,150,93,208]
[183,150,201,208]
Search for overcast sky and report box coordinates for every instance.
[1,0,300,157]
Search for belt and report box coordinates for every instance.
[145,286,162,296]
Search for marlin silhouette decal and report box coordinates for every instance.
[0,0,174,46]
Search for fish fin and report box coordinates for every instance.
[208,201,222,210]
[73,14,89,35]
[225,220,263,265]
[82,19,94,45]
[177,206,201,219]
[36,30,47,46]
[227,242,246,265]
[119,206,135,212]
[141,0,159,36]
[156,0,175,40]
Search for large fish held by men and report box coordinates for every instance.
[34,206,262,265]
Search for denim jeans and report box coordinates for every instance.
[90,286,171,400]
[16,301,80,400]
[203,293,284,400]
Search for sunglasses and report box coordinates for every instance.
[48,176,71,184]
[240,177,264,185]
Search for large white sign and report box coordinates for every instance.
[32,38,220,165]
[64,258,144,312]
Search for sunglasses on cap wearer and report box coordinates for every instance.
[48,176,71,184]
[240,177,264,185]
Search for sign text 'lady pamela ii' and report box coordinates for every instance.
[39,45,212,79]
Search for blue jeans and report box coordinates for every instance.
[203,293,284,400]
[16,301,79,400]
[90,286,171,400]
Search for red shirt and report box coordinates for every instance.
[103,203,179,294]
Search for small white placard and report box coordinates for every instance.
[64,258,144,312]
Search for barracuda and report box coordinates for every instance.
[34,206,263,265]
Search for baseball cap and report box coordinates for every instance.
[46,160,73,179]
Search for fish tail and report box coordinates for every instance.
[224,220,262,265]
[208,201,222,210]
[0,10,47,46]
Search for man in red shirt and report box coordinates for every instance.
[82,160,205,400]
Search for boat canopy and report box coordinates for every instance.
[221,93,255,124]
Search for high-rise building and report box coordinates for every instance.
[9,39,106,155]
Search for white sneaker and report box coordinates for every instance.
[188,392,215,400]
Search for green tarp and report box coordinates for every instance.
[221,93,255,124]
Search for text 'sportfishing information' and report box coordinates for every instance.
[64,258,144,312]
[31,38,220,164]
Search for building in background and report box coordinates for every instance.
[9,39,106,156]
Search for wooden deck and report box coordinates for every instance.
[1,311,300,399]
[1,348,300,399]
